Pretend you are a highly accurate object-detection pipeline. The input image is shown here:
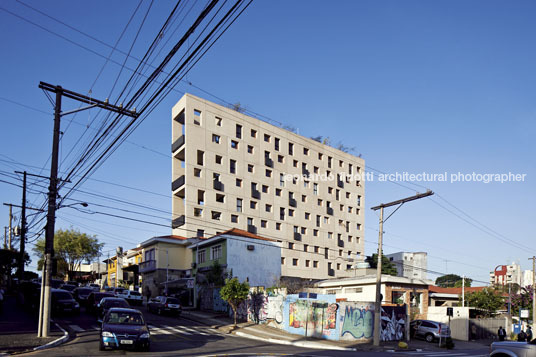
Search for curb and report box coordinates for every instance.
[234,331,357,351]
[32,322,69,351]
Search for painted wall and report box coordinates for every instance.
[226,236,281,288]
[427,306,470,341]
[338,302,374,341]
[284,294,340,340]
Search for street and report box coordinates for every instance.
[16,304,490,357]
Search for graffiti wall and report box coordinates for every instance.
[213,288,228,312]
[380,305,406,341]
[283,294,340,340]
[339,302,374,341]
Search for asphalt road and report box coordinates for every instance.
[20,304,491,356]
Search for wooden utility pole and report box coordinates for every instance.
[370,190,434,346]
[18,171,27,280]
[37,82,138,337]
[530,256,536,333]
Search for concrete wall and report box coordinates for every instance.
[226,236,281,288]
[427,306,470,340]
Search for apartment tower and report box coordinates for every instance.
[171,94,365,280]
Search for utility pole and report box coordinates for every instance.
[370,190,434,346]
[37,82,138,338]
[462,275,465,307]
[530,256,536,332]
[7,204,12,250]
[18,171,27,280]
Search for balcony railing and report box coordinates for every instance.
[247,225,257,234]
[337,177,344,188]
[293,232,301,241]
[289,198,297,208]
[264,157,273,168]
[171,135,185,153]
[172,215,185,228]
[337,239,345,248]
[327,207,334,215]
[213,180,224,191]
[251,189,261,199]
[328,268,335,277]
[139,260,156,273]
[172,175,185,191]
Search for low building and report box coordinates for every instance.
[189,228,282,289]
[428,285,487,307]
[315,274,430,319]
[105,247,143,289]
[139,235,201,298]
[385,252,427,280]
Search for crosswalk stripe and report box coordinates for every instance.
[148,325,173,335]
[165,326,193,335]
[69,324,84,332]
[181,326,209,335]
[91,325,100,331]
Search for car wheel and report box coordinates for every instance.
[425,333,434,343]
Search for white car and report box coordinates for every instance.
[115,289,143,306]
[490,340,536,356]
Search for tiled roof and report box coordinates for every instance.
[210,228,276,242]
[152,235,188,240]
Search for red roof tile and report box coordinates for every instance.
[211,228,276,242]
[428,285,487,294]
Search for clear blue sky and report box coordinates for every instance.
[0,0,534,285]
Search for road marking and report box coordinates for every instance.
[68,324,84,332]
[165,326,193,335]
[181,326,209,335]
[91,325,100,331]
[148,324,173,335]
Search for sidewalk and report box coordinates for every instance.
[0,294,68,355]
[182,308,493,352]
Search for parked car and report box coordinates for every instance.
[100,308,150,352]
[96,297,130,320]
[147,296,182,316]
[112,287,128,297]
[122,290,143,306]
[410,319,451,342]
[87,283,100,291]
[490,340,536,356]
[87,292,115,314]
[73,287,94,305]
[51,289,80,316]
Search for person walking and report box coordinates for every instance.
[498,326,506,341]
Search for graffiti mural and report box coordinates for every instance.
[289,300,309,328]
[339,303,374,341]
[380,305,406,341]
[213,288,228,312]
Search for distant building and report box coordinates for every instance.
[490,263,522,286]
[428,285,487,307]
[522,270,534,288]
[385,252,427,280]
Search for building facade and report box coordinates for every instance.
[490,263,522,286]
[386,252,428,280]
[171,94,365,279]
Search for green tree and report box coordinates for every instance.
[462,287,504,316]
[365,252,398,276]
[435,274,472,288]
[33,228,103,280]
[220,277,250,326]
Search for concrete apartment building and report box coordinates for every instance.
[490,263,522,286]
[171,94,365,280]
[386,251,428,280]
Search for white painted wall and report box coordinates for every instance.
[427,306,469,341]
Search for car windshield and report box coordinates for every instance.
[105,311,144,325]
[103,299,129,308]
[166,298,180,304]
[54,291,73,300]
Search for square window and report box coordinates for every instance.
[305,260,310,267]
[265,204,272,212]
[215,155,222,164]
[264,134,270,142]
[281,257,285,265]
[250,201,257,209]
[212,134,220,143]
[276,222,281,230]
[313,229,318,237]
[247,145,254,154]
[231,214,238,223]
[215,116,222,126]
[262,185,269,193]
[248,164,254,173]
[292,258,298,266]
[261,220,267,228]
[276,188,282,196]
[251,129,257,138]
[303,147,309,155]
[231,140,239,149]
[236,178,242,187]
[194,208,203,217]
[278,155,284,163]
[211,211,221,220]
[194,168,201,177]
[266,169,272,177]
[302,195,306,203]
[216,193,225,203]
[313,261,318,268]
[305,212,310,220]
[289,209,294,217]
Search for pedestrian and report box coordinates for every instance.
[498,326,506,341]
[526,326,533,342]
[518,329,526,342]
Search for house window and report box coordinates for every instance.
[328,187,333,194]
[194,168,201,177]
[314,166,319,174]
[215,155,222,164]
[281,257,285,265]
[197,249,206,263]
[280,173,285,187]
[247,217,254,226]
[197,229,204,238]
[230,159,236,174]
[314,246,319,253]
[266,169,272,177]
[248,164,254,173]
[318,153,323,160]
[277,155,284,163]
[215,116,222,126]
[302,195,306,203]
[231,140,239,149]
[236,198,243,212]
[301,227,306,234]
[262,185,269,193]
[211,245,222,260]
[304,244,308,252]
[198,190,205,205]
[216,194,225,203]
[289,242,294,249]
[236,124,242,138]
[313,261,318,268]
[305,260,310,267]
[265,204,272,212]
[261,220,267,228]
[193,109,202,125]
[145,248,155,262]
[264,134,270,142]
[194,207,203,217]
[313,183,318,195]
[212,134,220,143]
[197,150,204,165]
[313,229,318,237]
[211,211,221,220]
[248,145,254,154]
[288,143,294,155]
[356,223,361,230]
[280,207,285,220]
[328,232,333,239]
[327,156,332,168]
[292,258,298,266]
[276,222,281,230]
[276,188,282,196]
[251,129,257,138]
[236,178,242,187]
[250,201,257,209]
[305,212,310,220]
[275,138,280,151]
[289,209,294,217]
[357,195,361,206]
[231,214,238,223]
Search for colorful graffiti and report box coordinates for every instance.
[340,304,374,340]
[289,300,308,328]
[380,306,406,341]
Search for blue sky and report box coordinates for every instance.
[0,0,534,285]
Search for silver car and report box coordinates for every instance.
[490,340,536,357]
[410,319,451,342]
